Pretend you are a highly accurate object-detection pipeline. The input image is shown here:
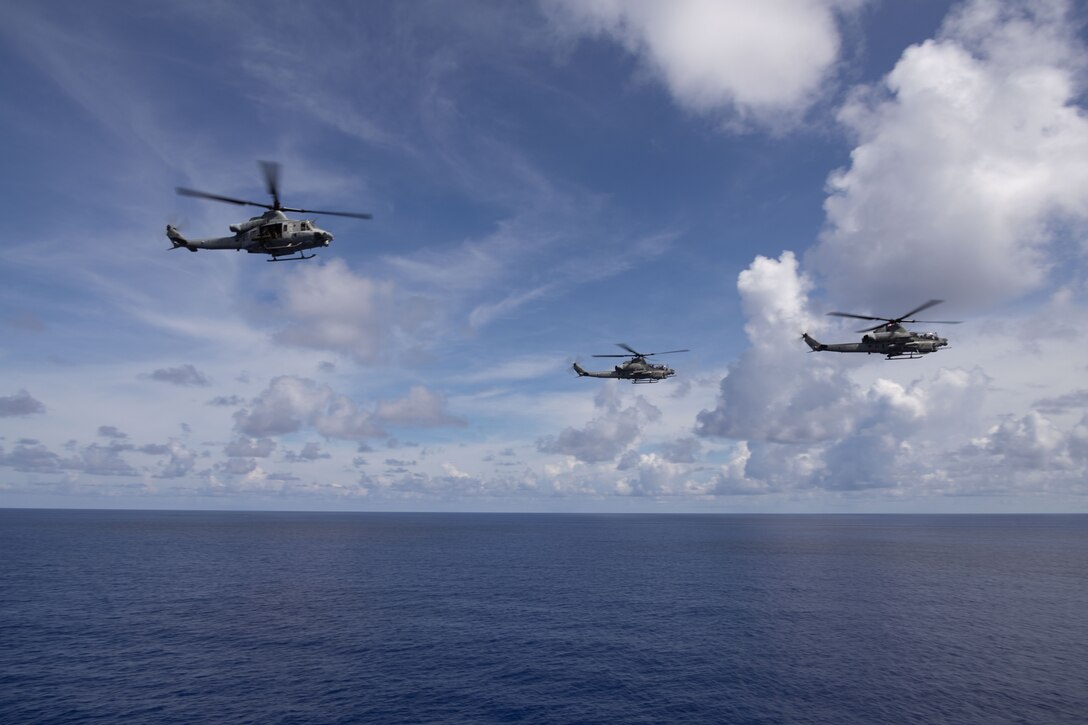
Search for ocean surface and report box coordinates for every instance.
[0,511,1085,724]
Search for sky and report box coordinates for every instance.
[1,0,1087,513]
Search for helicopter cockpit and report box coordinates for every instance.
[259,223,284,239]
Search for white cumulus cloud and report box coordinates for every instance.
[544,0,860,125]
[698,251,1002,493]
[374,386,466,429]
[234,377,464,443]
[811,0,1088,308]
[537,384,661,463]
[272,259,405,364]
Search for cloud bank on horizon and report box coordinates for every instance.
[1,0,1086,512]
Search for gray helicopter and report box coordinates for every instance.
[802,299,961,360]
[167,161,371,261]
[573,343,689,383]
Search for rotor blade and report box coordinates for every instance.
[259,160,281,209]
[827,311,892,322]
[616,343,641,356]
[279,206,372,220]
[644,349,690,356]
[904,319,962,325]
[856,323,889,333]
[176,187,273,209]
[897,299,944,321]
[592,354,632,358]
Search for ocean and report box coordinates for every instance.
[0,510,1084,723]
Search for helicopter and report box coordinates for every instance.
[572,343,689,383]
[166,161,371,261]
[802,299,961,360]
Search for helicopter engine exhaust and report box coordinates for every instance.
[229,218,266,234]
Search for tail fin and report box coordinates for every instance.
[572,362,588,377]
[802,332,826,352]
[166,225,197,252]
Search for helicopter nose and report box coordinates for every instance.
[319,231,333,245]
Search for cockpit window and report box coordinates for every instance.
[301,221,312,231]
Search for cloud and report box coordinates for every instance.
[224,437,277,458]
[468,284,555,330]
[696,252,857,443]
[208,395,245,407]
[1034,389,1088,415]
[313,391,388,441]
[75,443,139,477]
[0,439,138,477]
[537,384,661,463]
[234,376,356,438]
[137,443,170,455]
[0,441,63,472]
[690,2,1088,498]
[658,437,703,464]
[147,364,210,387]
[544,0,859,125]
[218,457,259,476]
[698,251,1004,492]
[155,441,199,479]
[0,390,45,417]
[373,386,466,429]
[968,411,1088,471]
[283,442,330,463]
[234,377,463,443]
[97,426,128,439]
[271,259,405,364]
[810,0,1088,308]
[385,216,670,336]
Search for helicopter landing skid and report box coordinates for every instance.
[268,253,315,262]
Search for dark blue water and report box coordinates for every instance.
[1,511,1085,723]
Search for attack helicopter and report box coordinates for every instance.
[802,299,961,360]
[167,161,371,261]
[573,343,689,383]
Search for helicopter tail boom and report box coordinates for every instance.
[166,225,197,252]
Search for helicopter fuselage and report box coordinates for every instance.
[802,326,948,359]
[573,359,676,382]
[806,300,959,360]
[168,211,334,260]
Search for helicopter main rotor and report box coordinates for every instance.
[826,299,963,332]
[592,343,690,358]
[176,161,373,220]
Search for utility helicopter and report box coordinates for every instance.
[573,343,689,383]
[802,299,961,360]
[166,161,371,261]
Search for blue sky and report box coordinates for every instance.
[2,0,1087,512]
